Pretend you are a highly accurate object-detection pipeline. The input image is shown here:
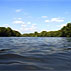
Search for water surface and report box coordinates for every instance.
[0,37,71,70]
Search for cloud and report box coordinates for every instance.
[32,24,36,26]
[14,18,22,20]
[16,9,22,12]
[21,24,27,27]
[21,23,37,32]
[13,20,24,24]
[41,16,48,18]
[13,20,37,33]
[18,18,22,20]
[21,27,37,32]
[45,20,50,23]
[56,24,67,28]
[29,25,37,31]
[13,28,21,32]
[45,18,64,23]
[51,18,64,22]
[1,24,10,27]
[27,22,31,24]
[60,24,66,28]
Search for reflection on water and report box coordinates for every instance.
[0,37,71,70]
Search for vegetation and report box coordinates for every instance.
[0,27,21,37]
[0,23,71,37]
[22,23,71,37]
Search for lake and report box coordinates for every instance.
[0,37,71,70]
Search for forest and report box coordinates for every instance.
[23,23,71,37]
[0,27,21,37]
[0,23,71,37]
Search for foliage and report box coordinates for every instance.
[0,23,71,37]
[0,27,21,37]
[60,23,71,37]
[22,23,71,37]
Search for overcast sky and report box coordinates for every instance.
[0,0,71,33]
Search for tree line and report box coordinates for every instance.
[0,27,21,37]
[23,23,71,37]
[0,23,71,37]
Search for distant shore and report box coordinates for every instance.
[0,23,71,37]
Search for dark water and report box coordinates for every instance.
[0,37,71,70]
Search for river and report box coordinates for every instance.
[0,37,71,70]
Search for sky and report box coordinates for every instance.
[0,0,71,34]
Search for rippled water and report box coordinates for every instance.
[0,37,71,70]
